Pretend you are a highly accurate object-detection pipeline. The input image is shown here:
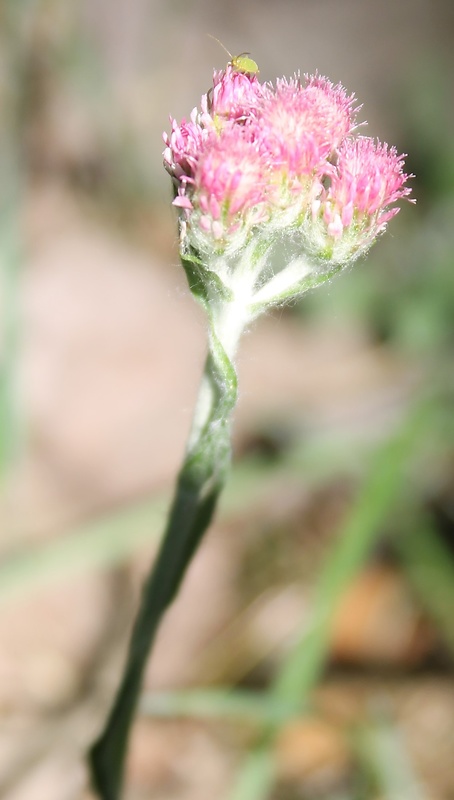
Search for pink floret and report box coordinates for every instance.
[163,110,207,181]
[203,65,265,122]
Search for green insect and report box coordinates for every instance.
[208,34,259,75]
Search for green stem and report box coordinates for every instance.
[89,301,243,800]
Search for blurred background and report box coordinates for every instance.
[0,1,454,798]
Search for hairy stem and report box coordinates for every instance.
[89,300,243,800]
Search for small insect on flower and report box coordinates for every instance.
[208,34,259,75]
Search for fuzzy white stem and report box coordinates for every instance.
[186,295,248,452]
[252,255,313,307]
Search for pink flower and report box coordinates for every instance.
[163,108,207,182]
[186,125,269,249]
[202,65,265,122]
[258,74,357,180]
[314,137,413,246]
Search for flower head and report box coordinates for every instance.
[186,125,269,254]
[259,75,357,177]
[163,63,412,302]
[308,137,413,263]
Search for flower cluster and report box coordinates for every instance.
[163,65,412,279]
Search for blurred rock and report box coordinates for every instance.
[126,719,234,800]
[329,564,435,667]
[276,716,351,790]
[15,183,205,532]
[1,753,85,800]
[0,572,111,712]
